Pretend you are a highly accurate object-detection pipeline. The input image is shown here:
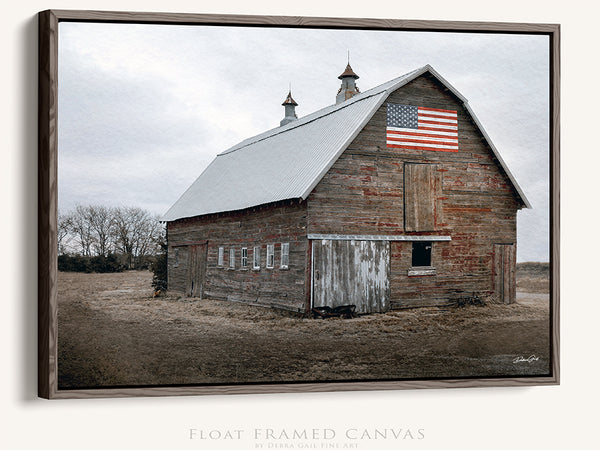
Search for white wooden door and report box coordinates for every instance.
[312,240,390,314]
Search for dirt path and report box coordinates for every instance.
[58,271,550,389]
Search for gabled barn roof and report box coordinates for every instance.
[162,65,530,222]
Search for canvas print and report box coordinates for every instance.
[55,21,551,389]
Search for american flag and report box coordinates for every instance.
[386,103,458,152]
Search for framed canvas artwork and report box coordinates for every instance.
[38,9,559,399]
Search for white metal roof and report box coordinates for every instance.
[162,65,530,222]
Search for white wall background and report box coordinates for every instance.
[2,1,598,449]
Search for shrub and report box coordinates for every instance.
[58,254,90,272]
[58,254,124,273]
[89,254,125,273]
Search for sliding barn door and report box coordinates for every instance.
[312,240,390,314]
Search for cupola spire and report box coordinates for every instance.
[336,55,360,104]
[280,86,298,126]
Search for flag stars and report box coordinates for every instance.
[387,103,418,128]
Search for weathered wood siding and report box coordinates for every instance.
[307,72,520,308]
[167,201,308,313]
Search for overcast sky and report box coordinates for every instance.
[58,23,549,262]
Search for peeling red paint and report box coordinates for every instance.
[360,166,377,172]
[376,222,400,228]
[446,207,492,213]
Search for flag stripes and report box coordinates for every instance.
[386,104,458,152]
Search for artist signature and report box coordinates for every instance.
[513,355,540,364]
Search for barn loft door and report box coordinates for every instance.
[404,163,442,232]
[312,240,390,314]
[187,243,208,298]
[493,243,516,304]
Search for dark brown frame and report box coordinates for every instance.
[38,9,560,399]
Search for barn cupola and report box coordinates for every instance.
[280,89,298,127]
[336,60,360,104]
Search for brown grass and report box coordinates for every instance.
[58,270,550,389]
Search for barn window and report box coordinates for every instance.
[253,246,261,269]
[173,248,179,267]
[229,248,235,268]
[266,244,274,268]
[241,248,248,268]
[404,163,442,231]
[218,247,224,266]
[409,241,436,276]
[412,242,432,266]
[281,243,289,269]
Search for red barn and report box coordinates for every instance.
[162,64,530,314]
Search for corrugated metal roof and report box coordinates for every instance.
[162,65,529,222]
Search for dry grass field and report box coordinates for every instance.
[58,264,550,389]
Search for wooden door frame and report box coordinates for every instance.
[169,240,208,298]
[493,243,516,304]
[188,242,208,298]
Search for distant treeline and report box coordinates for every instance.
[58,205,164,272]
[516,262,550,277]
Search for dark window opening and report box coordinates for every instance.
[412,242,432,267]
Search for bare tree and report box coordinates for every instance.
[112,207,162,268]
[112,207,134,267]
[87,205,114,257]
[57,210,73,255]
[131,213,162,266]
[69,205,95,257]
